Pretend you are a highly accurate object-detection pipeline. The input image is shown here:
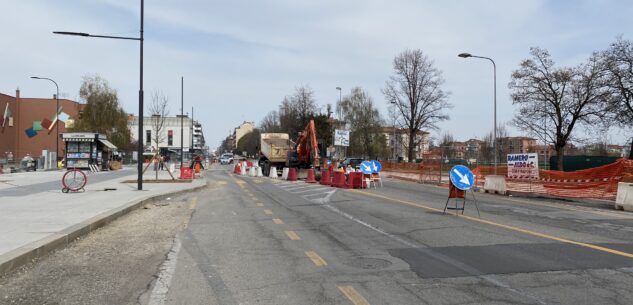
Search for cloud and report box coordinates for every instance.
[2,0,632,148]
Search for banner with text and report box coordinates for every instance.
[334,129,350,146]
[507,153,539,179]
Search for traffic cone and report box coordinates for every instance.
[306,168,317,183]
[288,168,298,181]
[234,163,241,174]
[320,169,331,185]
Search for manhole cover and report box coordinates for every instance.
[345,257,392,270]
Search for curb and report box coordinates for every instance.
[0,179,209,276]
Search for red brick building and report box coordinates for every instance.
[0,90,84,163]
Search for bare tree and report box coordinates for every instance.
[260,110,282,132]
[337,87,385,158]
[480,124,509,164]
[383,49,452,162]
[599,37,633,159]
[279,85,317,139]
[148,90,169,151]
[509,47,609,170]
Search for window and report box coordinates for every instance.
[146,130,151,145]
[168,130,173,146]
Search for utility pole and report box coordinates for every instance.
[180,76,184,168]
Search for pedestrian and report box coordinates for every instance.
[158,155,164,170]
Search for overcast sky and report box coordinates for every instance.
[2,0,632,149]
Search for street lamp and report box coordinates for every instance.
[335,87,342,159]
[458,52,498,175]
[54,0,145,190]
[30,76,59,167]
[390,101,398,161]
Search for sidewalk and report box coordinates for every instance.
[0,167,206,275]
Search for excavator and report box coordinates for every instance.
[258,119,321,177]
[287,119,320,169]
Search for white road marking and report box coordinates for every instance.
[148,237,181,305]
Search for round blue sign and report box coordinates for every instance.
[327,159,332,166]
[359,161,373,174]
[449,165,474,191]
[371,160,382,173]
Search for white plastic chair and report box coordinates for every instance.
[371,173,383,188]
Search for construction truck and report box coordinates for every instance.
[258,133,292,177]
[258,119,321,177]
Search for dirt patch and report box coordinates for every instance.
[0,193,195,305]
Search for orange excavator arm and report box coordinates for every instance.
[295,119,320,167]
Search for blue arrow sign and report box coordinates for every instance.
[327,159,332,166]
[449,165,474,191]
[371,160,382,173]
[360,161,373,174]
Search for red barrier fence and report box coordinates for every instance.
[385,159,633,201]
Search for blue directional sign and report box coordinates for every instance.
[327,159,332,166]
[371,160,382,173]
[449,165,474,190]
[360,161,373,174]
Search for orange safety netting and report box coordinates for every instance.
[386,159,633,201]
[473,159,633,200]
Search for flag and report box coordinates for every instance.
[47,107,62,132]
[1,103,10,127]
[25,127,37,138]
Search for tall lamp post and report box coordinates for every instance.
[30,76,59,167]
[54,0,144,190]
[335,86,342,159]
[390,101,398,161]
[458,52,497,175]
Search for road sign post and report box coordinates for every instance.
[443,165,480,217]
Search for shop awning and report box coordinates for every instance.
[98,139,118,150]
[64,138,93,142]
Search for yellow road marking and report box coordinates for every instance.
[273,218,284,225]
[503,196,633,219]
[217,181,228,185]
[338,286,371,305]
[256,202,264,207]
[305,251,327,266]
[285,230,301,240]
[351,190,633,259]
[264,209,273,215]
[189,197,198,210]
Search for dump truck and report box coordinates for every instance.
[258,133,292,177]
[258,120,322,177]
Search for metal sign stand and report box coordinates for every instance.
[443,165,481,218]
[443,181,481,218]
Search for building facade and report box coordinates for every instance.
[379,127,430,161]
[233,121,255,149]
[127,114,206,157]
[0,90,83,164]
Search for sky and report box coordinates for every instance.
[2,0,633,150]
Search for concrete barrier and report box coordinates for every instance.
[256,166,263,177]
[282,167,289,180]
[615,182,633,211]
[248,167,257,177]
[269,166,278,179]
[484,175,506,195]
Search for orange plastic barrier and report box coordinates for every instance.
[320,169,332,186]
[287,168,298,181]
[179,167,193,179]
[306,169,317,183]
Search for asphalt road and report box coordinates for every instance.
[149,168,633,305]
[0,168,132,197]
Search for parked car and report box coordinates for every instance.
[341,157,364,169]
[219,153,234,165]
